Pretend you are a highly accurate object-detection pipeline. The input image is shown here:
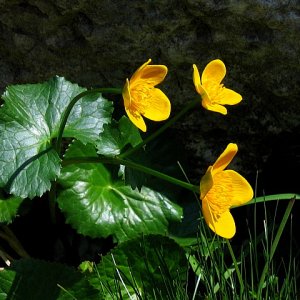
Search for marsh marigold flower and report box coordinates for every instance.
[122,59,171,132]
[193,59,242,115]
[200,143,253,238]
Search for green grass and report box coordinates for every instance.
[92,197,298,299]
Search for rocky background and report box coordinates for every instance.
[0,0,299,195]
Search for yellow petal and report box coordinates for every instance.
[223,170,254,207]
[141,88,171,121]
[206,170,253,210]
[193,64,201,90]
[130,59,152,83]
[202,59,226,86]
[122,79,131,109]
[193,64,211,104]
[212,143,238,175]
[202,101,227,115]
[131,59,167,87]
[202,198,236,238]
[200,166,213,199]
[215,88,242,105]
[125,106,147,132]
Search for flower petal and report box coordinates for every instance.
[201,59,226,86]
[223,170,254,206]
[125,106,147,132]
[193,64,201,91]
[193,64,211,103]
[212,143,238,175]
[123,81,147,132]
[131,59,168,87]
[202,198,236,238]
[202,101,227,115]
[216,87,242,105]
[142,88,171,121]
[122,78,131,109]
[130,59,152,83]
[206,170,253,210]
[200,166,213,199]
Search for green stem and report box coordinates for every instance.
[119,99,199,158]
[257,198,295,298]
[226,239,245,294]
[0,225,30,258]
[235,193,300,208]
[55,87,122,156]
[62,156,199,193]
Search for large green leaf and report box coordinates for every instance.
[89,235,187,299]
[0,259,101,300]
[58,141,183,241]
[96,115,142,156]
[0,195,23,223]
[0,76,113,198]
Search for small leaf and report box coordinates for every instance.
[89,235,187,299]
[0,258,101,300]
[97,116,142,156]
[0,195,23,223]
[0,77,113,198]
[0,268,16,300]
[58,141,182,242]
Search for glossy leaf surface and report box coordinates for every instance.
[58,141,182,241]
[0,77,113,198]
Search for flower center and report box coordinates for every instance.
[130,83,152,115]
[204,81,224,104]
[205,173,232,217]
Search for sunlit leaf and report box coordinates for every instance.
[58,141,182,242]
[0,76,113,198]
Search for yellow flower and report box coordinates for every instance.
[200,143,253,239]
[122,59,171,132]
[193,59,242,115]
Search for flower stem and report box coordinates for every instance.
[226,239,245,295]
[0,225,30,258]
[55,87,122,156]
[62,156,199,194]
[119,99,199,158]
[233,193,300,209]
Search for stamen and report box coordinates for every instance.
[206,181,231,216]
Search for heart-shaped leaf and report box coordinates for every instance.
[58,141,182,242]
[0,76,113,198]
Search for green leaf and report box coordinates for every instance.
[0,259,101,300]
[96,116,142,156]
[58,141,182,242]
[0,269,16,300]
[0,76,113,198]
[0,195,23,223]
[89,235,187,299]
